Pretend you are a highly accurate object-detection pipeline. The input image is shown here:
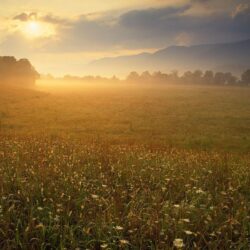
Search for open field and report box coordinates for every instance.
[0,82,250,249]
[1,81,250,151]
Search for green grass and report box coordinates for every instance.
[0,82,250,249]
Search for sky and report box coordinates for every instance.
[0,0,250,76]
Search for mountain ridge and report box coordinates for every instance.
[87,39,250,76]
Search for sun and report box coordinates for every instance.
[22,21,55,39]
[25,21,41,37]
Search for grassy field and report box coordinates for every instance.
[0,81,250,249]
[1,81,250,151]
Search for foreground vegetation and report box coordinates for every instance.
[0,83,250,249]
[0,136,250,249]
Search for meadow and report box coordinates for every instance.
[0,81,250,249]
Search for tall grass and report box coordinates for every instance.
[0,136,249,249]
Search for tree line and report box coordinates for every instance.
[126,69,250,86]
[58,69,250,86]
[1,55,249,86]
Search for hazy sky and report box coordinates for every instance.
[0,0,250,76]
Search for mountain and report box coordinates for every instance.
[87,39,250,76]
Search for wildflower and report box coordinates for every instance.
[54,215,60,222]
[196,188,205,194]
[120,239,129,245]
[8,204,15,212]
[36,223,44,229]
[25,226,29,232]
[181,218,190,223]
[91,194,99,199]
[173,238,185,248]
[184,230,193,235]
[114,225,124,231]
[233,230,239,235]
[101,243,108,249]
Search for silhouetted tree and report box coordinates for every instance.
[168,70,180,84]
[193,70,203,84]
[140,71,152,82]
[223,72,237,85]
[127,71,140,82]
[241,69,250,85]
[0,56,39,85]
[182,71,193,84]
[152,71,168,83]
[203,71,214,85]
[214,72,226,85]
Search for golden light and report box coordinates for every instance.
[22,21,55,39]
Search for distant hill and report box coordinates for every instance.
[87,39,250,76]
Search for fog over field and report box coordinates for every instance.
[0,0,250,249]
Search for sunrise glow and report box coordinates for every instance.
[22,21,55,39]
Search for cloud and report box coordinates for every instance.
[13,12,70,26]
[13,12,37,22]
[3,1,250,56]
[40,14,71,25]
[25,3,249,54]
[232,3,250,18]
[175,32,192,46]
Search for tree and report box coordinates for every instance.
[141,71,152,82]
[0,56,39,85]
[203,71,214,85]
[127,71,140,82]
[192,70,203,84]
[152,71,168,83]
[182,71,193,84]
[214,72,226,85]
[223,72,237,85]
[168,70,179,84]
[241,69,250,85]
[181,70,203,84]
